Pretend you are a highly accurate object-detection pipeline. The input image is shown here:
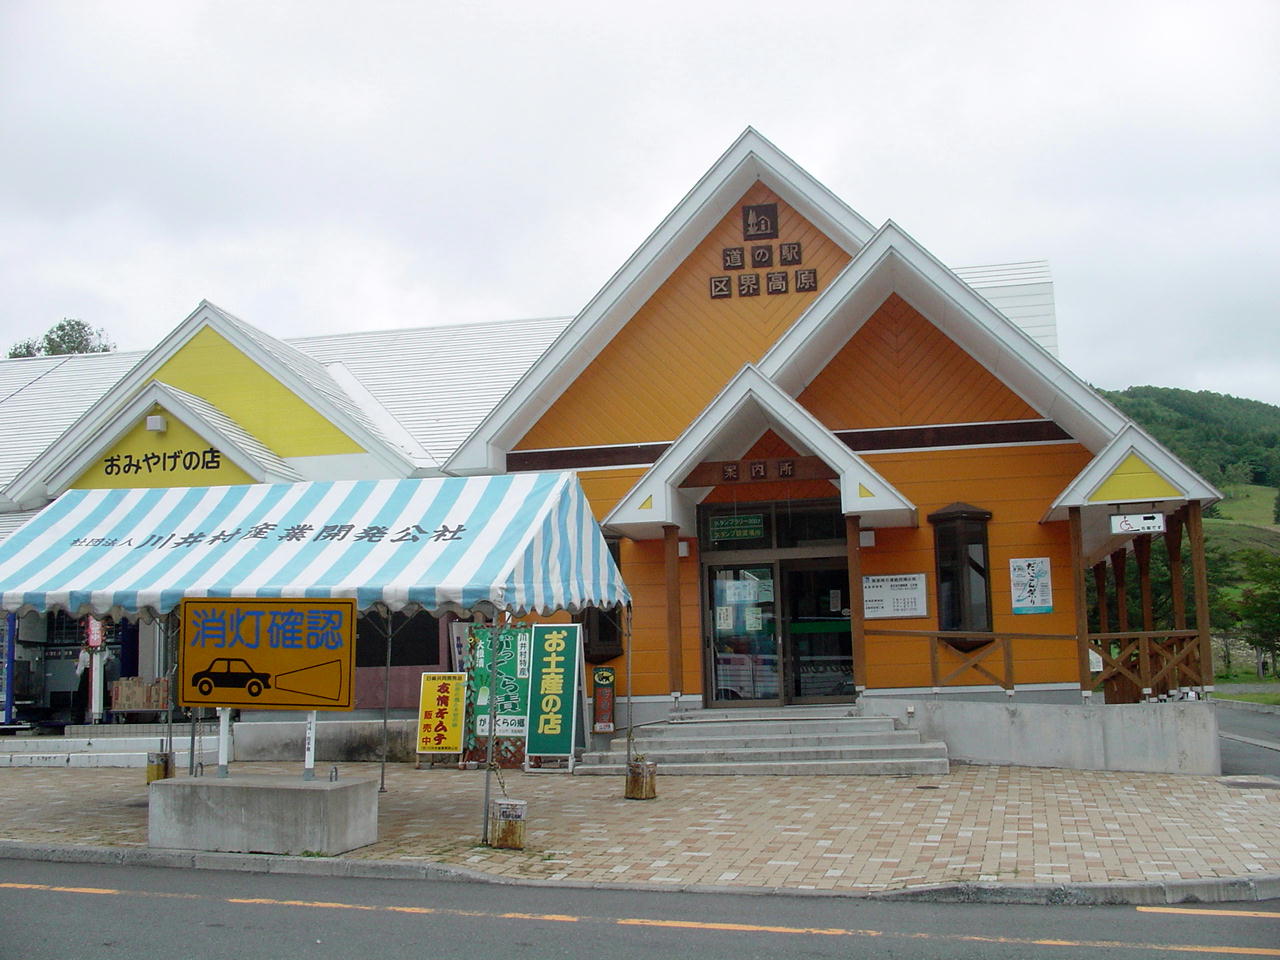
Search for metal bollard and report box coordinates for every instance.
[146,751,174,783]
[487,799,527,849]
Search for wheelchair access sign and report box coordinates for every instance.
[178,598,356,710]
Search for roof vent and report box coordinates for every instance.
[145,415,167,433]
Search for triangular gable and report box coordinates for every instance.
[48,381,303,493]
[604,366,916,539]
[445,128,876,475]
[516,180,855,449]
[5,301,417,508]
[758,220,1131,454]
[1044,424,1221,523]
[799,292,1042,430]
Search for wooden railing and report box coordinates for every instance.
[863,628,1207,701]
[1085,630,1204,701]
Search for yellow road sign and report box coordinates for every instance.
[178,598,356,710]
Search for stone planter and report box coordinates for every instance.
[624,759,657,800]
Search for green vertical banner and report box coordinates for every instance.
[525,623,582,757]
[465,625,532,738]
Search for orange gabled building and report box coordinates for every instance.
[446,129,1221,717]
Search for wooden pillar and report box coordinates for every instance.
[1069,507,1092,699]
[1166,511,1186,692]
[1110,548,1129,632]
[1186,502,1213,693]
[845,515,867,693]
[1134,534,1154,632]
[662,525,684,694]
[1167,509,1186,629]
[1093,562,1109,634]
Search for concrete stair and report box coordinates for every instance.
[0,725,218,768]
[576,708,949,776]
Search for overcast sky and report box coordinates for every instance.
[2,1,1277,406]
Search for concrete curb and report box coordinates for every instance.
[1215,698,1280,716]
[2,840,1277,905]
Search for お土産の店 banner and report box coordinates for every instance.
[525,624,582,757]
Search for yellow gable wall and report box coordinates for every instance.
[72,406,256,489]
[515,182,854,450]
[152,327,362,457]
[1088,452,1183,502]
[800,293,1042,429]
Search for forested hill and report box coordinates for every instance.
[1098,386,1280,489]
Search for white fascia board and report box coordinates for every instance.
[444,128,876,476]
[1043,425,1222,523]
[41,382,288,495]
[604,366,915,537]
[761,222,1130,453]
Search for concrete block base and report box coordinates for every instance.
[149,774,378,856]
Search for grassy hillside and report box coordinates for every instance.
[1100,386,1280,488]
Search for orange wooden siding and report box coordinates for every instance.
[800,293,1042,430]
[857,443,1094,688]
[516,182,853,450]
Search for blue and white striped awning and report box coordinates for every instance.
[0,472,629,620]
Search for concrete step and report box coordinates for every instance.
[580,741,948,765]
[605,729,920,753]
[628,716,899,740]
[0,735,218,754]
[0,747,218,768]
[575,756,951,777]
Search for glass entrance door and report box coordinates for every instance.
[707,564,779,703]
[782,560,854,702]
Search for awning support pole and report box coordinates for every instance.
[379,606,392,793]
[481,609,506,845]
[217,707,230,778]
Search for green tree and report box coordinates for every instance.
[8,318,114,358]
[1273,488,1280,525]
[1237,551,1280,674]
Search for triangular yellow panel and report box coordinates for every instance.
[858,483,875,498]
[639,495,653,510]
[153,327,361,457]
[71,406,255,490]
[1087,453,1183,502]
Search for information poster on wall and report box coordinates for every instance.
[862,574,928,619]
[1010,558,1053,614]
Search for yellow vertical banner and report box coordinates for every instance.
[417,672,467,754]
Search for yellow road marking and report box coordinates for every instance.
[1139,906,1280,920]
[6,882,1279,956]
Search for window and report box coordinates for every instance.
[928,502,993,646]
[356,609,442,668]
[580,539,624,663]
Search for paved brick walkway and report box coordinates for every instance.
[1,763,1277,893]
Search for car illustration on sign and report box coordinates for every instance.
[191,658,272,697]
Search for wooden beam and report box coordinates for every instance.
[662,525,683,694]
[845,515,867,692]
[1186,502,1213,692]
[1069,507,1092,698]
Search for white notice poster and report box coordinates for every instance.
[1010,557,1053,614]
